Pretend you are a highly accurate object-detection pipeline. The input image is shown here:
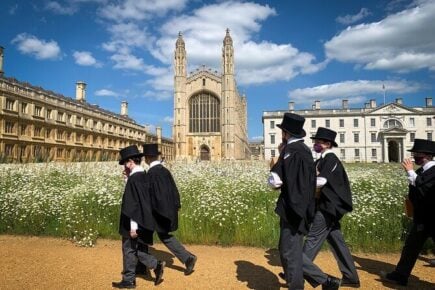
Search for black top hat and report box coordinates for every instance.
[143,144,161,156]
[276,113,306,138]
[119,145,144,165]
[310,127,338,147]
[407,139,435,154]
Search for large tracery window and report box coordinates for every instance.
[383,119,403,129]
[189,92,220,133]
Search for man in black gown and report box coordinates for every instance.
[268,113,317,290]
[143,143,197,276]
[382,139,435,286]
[112,145,165,289]
[303,127,359,289]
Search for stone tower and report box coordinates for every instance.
[173,29,248,161]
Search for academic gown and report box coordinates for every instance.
[147,164,181,233]
[316,153,353,220]
[119,171,155,245]
[272,140,316,234]
[409,166,435,238]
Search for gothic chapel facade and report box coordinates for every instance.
[173,29,249,160]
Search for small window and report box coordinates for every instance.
[21,103,28,114]
[271,149,276,158]
[340,149,345,159]
[427,118,432,126]
[355,148,360,157]
[339,119,344,128]
[311,120,316,128]
[354,133,359,143]
[409,117,415,127]
[371,148,377,157]
[428,132,433,141]
[353,119,359,128]
[325,119,330,128]
[371,133,376,143]
[47,109,52,119]
[270,120,275,129]
[5,121,14,133]
[6,99,15,110]
[270,135,275,145]
[410,132,415,142]
[35,106,42,117]
[340,133,345,143]
[202,78,206,86]
[370,118,376,127]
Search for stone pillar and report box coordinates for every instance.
[383,138,388,163]
[75,81,86,102]
[0,46,4,76]
[120,101,128,116]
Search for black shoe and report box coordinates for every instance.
[341,278,360,288]
[278,272,286,281]
[322,275,341,290]
[112,280,136,289]
[380,271,408,286]
[154,261,165,285]
[185,255,197,275]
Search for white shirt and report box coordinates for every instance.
[316,149,336,188]
[149,160,161,169]
[128,165,145,231]
[407,160,435,186]
[268,137,304,189]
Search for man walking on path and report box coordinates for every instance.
[302,127,359,289]
[382,139,435,286]
[268,113,318,290]
[112,145,165,289]
[143,143,197,276]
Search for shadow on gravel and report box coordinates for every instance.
[150,248,185,272]
[353,255,435,289]
[264,248,281,267]
[235,260,284,290]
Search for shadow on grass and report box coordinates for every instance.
[235,260,284,290]
[353,255,435,289]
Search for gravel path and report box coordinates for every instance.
[0,235,434,289]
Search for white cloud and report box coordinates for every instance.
[250,135,264,141]
[94,89,118,97]
[336,8,371,25]
[73,51,102,67]
[110,53,146,71]
[98,0,188,22]
[288,80,426,107]
[163,116,173,123]
[44,1,78,15]
[12,33,61,60]
[150,1,325,86]
[325,0,435,72]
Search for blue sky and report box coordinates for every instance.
[1,0,434,140]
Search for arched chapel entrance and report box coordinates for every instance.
[200,145,210,161]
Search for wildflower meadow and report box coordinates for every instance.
[0,161,422,252]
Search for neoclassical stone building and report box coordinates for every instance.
[173,30,249,161]
[0,46,175,162]
[263,99,435,162]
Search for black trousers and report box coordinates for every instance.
[279,218,304,290]
[396,222,433,278]
[121,237,158,282]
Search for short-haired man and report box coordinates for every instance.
[382,139,435,286]
[112,145,165,289]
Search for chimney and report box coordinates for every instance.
[342,99,348,109]
[426,97,433,107]
[395,98,403,105]
[370,99,376,108]
[0,46,4,76]
[365,103,370,109]
[75,81,86,102]
[312,104,315,110]
[156,126,162,145]
[120,101,128,116]
[314,100,320,110]
[288,101,294,111]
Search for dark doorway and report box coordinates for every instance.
[200,145,210,161]
[388,140,399,162]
